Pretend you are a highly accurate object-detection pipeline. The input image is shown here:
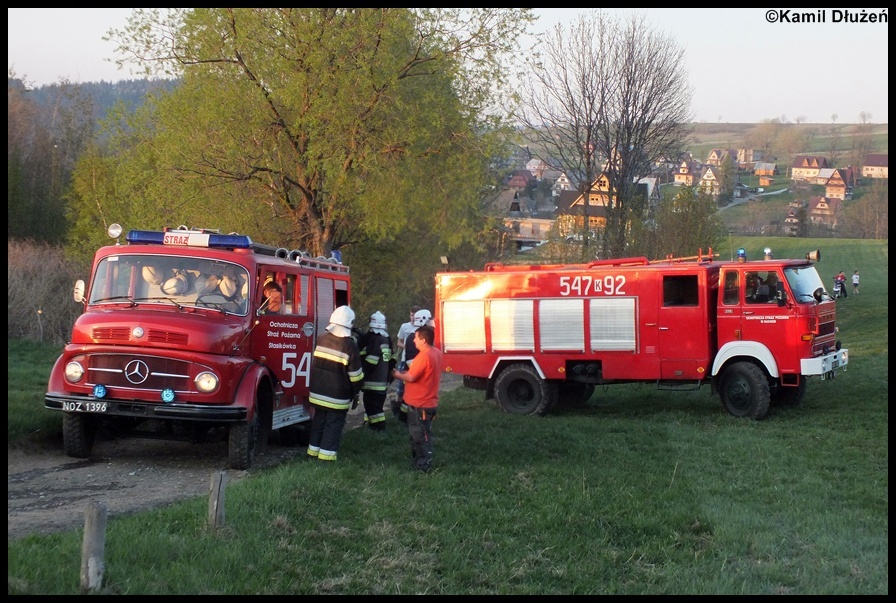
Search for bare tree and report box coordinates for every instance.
[518,10,692,258]
[827,124,844,166]
[841,180,887,239]
[777,124,808,165]
[744,118,782,161]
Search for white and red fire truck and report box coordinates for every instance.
[45,225,351,469]
[435,247,848,420]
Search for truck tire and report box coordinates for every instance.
[494,363,557,416]
[62,413,98,458]
[558,382,595,406]
[719,362,770,419]
[228,414,258,470]
[771,379,807,407]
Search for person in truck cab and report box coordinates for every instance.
[261,281,282,314]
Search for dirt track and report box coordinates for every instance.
[8,374,462,541]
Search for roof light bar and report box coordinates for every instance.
[126,229,253,250]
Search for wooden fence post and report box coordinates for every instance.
[208,471,227,528]
[80,500,107,594]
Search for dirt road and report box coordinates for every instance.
[8,373,463,541]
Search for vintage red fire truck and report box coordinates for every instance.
[434,247,848,420]
[45,225,350,469]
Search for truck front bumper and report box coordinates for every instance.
[45,393,248,422]
[801,348,848,376]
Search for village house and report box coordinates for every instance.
[551,172,573,197]
[807,196,843,230]
[504,168,537,192]
[737,149,765,170]
[790,155,829,181]
[674,153,701,186]
[861,153,888,180]
[783,200,805,236]
[824,168,852,200]
[554,173,655,240]
[705,149,736,167]
[753,162,778,177]
[698,165,723,198]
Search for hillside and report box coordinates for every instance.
[686,122,888,165]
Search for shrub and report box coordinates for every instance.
[7,239,86,345]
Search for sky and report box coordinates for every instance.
[8,8,888,124]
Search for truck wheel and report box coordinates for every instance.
[558,382,595,406]
[62,413,98,458]
[494,363,557,416]
[719,362,770,419]
[228,414,258,470]
[771,379,807,407]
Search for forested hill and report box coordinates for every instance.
[8,77,178,121]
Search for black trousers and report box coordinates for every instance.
[406,405,437,472]
[307,405,348,461]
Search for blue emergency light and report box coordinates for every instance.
[126,229,253,250]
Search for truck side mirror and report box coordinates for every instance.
[73,279,85,304]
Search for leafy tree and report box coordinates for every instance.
[630,186,724,260]
[63,8,537,331]
[79,8,534,265]
[8,75,94,244]
[518,10,692,259]
[716,154,736,206]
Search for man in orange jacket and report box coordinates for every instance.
[392,324,442,473]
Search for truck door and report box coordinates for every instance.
[717,268,789,352]
[738,269,789,349]
[253,272,314,401]
[658,274,710,379]
[716,269,743,347]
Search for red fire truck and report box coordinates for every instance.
[45,225,351,469]
[434,247,847,420]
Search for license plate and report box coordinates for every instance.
[62,401,108,413]
[832,360,840,369]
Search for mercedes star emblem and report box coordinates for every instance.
[124,359,150,384]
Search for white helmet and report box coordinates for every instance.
[142,265,165,285]
[329,305,356,329]
[161,271,193,295]
[369,311,387,330]
[413,309,432,327]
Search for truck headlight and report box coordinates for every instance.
[194,371,219,393]
[65,361,85,383]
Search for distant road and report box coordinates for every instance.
[719,187,788,211]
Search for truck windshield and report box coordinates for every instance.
[89,254,250,315]
[783,265,832,303]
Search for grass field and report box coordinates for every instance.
[7,237,888,594]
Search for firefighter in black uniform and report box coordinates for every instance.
[307,306,364,462]
[359,311,394,431]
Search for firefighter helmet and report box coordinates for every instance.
[329,305,356,329]
[369,311,387,330]
[142,265,165,286]
[161,271,192,295]
[218,275,238,297]
[413,309,432,327]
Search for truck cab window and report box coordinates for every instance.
[722,271,739,305]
